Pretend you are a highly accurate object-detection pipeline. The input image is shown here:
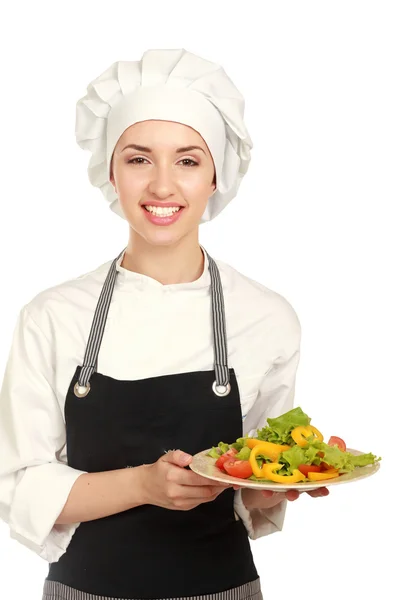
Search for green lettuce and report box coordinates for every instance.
[207,447,221,459]
[279,444,322,474]
[307,440,381,473]
[256,407,311,445]
[235,446,251,461]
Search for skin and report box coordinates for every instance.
[109,119,216,285]
[109,120,329,509]
[238,485,329,509]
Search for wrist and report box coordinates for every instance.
[127,464,151,507]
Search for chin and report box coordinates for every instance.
[135,226,187,248]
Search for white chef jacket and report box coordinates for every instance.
[0,246,301,563]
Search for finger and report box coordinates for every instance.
[174,468,232,488]
[262,490,275,498]
[285,489,300,501]
[175,484,228,500]
[162,449,192,467]
[262,490,287,500]
[307,487,330,498]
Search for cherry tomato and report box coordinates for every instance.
[298,464,322,477]
[328,436,346,452]
[223,458,253,479]
[215,448,238,470]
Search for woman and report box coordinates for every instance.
[0,48,328,600]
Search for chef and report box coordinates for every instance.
[0,48,327,600]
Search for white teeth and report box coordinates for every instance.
[144,205,181,216]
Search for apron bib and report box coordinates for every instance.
[43,248,261,600]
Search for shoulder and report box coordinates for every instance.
[215,257,301,337]
[21,257,114,338]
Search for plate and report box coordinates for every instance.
[189,447,381,492]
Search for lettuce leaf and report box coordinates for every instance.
[307,441,380,473]
[235,446,251,461]
[256,407,311,445]
[207,447,221,459]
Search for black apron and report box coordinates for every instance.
[43,248,261,600]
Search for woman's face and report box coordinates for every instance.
[110,120,216,246]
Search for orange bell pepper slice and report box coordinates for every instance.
[307,471,340,481]
[246,439,291,460]
[262,462,307,484]
[291,425,324,447]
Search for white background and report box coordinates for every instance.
[0,1,398,598]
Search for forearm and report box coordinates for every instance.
[55,466,146,525]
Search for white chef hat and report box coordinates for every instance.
[75,48,253,223]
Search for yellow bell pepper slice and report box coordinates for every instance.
[291,426,312,447]
[262,462,307,484]
[307,471,340,481]
[246,439,291,460]
[291,425,324,447]
[306,425,324,442]
[249,444,266,477]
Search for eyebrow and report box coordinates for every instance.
[120,143,206,155]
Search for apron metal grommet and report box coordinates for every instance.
[212,381,231,397]
[74,381,91,398]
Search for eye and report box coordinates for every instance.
[178,158,199,167]
[127,156,149,165]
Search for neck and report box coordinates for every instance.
[121,232,205,285]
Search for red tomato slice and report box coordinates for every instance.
[321,461,332,470]
[328,436,346,452]
[223,458,253,479]
[225,448,239,457]
[215,448,238,470]
[298,464,322,477]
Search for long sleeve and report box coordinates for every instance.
[0,305,88,562]
[234,309,302,540]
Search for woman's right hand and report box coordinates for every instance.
[139,449,233,511]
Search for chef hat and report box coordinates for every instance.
[75,48,253,223]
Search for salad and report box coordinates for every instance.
[207,407,381,483]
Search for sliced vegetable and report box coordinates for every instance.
[256,407,311,445]
[297,464,322,477]
[321,461,333,470]
[249,444,266,478]
[328,436,346,452]
[307,471,340,481]
[291,426,314,447]
[307,425,324,442]
[246,439,291,460]
[291,425,323,447]
[235,446,252,461]
[215,448,238,470]
[223,458,253,479]
[263,462,306,483]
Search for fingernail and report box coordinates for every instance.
[180,453,191,465]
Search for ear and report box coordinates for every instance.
[109,166,116,189]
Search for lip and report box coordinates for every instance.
[141,201,185,208]
[142,205,185,227]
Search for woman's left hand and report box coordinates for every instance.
[234,485,330,509]
[264,487,330,501]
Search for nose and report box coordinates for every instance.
[147,165,177,199]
